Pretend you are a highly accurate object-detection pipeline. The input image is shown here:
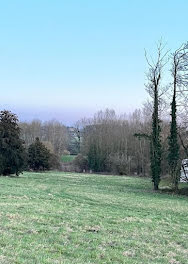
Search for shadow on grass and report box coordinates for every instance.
[160,187,188,196]
[0,175,20,178]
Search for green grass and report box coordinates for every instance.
[0,172,187,264]
[61,155,76,163]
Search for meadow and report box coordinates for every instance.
[61,155,76,163]
[0,172,187,264]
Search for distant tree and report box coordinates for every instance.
[28,137,51,171]
[0,110,26,176]
[73,154,88,172]
[48,152,61,170]
[67,125,81,155]
[107,153,129,175]
[81,108,151,175]
[19,119,69,156]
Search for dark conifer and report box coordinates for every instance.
[0,110,26,176]
[168,92,179,190]
[28,137,51,171]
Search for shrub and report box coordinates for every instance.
[49,153,61,170]
[107,153,128,175]
[73,154,88,172]
[28,138,51,171]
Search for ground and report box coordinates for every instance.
[61,155,76,163]
[0,172,187,264]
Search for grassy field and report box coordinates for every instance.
[61,155,76,163]
[0,172,187,264]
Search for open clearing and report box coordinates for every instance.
[61,155,76,163]
[0,172,187,264]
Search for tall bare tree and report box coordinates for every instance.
[145,42,168,190]
[172,44,188,160]
[167,44,188,189]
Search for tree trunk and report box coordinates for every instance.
[154,183,159,190]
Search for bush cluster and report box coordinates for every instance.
[0,110,61,176]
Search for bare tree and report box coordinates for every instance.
[80,109,151,175]
[167,43,188,189]
[172,43,188,121]
[145,41,168,190]
[19,119,69,156]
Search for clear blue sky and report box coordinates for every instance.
[0,0,187,124]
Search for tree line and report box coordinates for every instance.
[19,120,69,156]
[0,41,187,192]
[0,111,62,175]
[78,41,188,191]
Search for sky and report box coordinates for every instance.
[0,0,188,125]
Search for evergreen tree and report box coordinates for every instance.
[28,137,51,171]
[168,92,179,190]
[135,87,162,190]
[167,46,184,191]
[0,110,26,176]
[150,94,162,190]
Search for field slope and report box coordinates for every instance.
[0,172,187,264]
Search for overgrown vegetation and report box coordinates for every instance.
[73,153,88,172]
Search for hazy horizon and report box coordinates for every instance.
[1,0,188,124]
[4,104,139,126]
